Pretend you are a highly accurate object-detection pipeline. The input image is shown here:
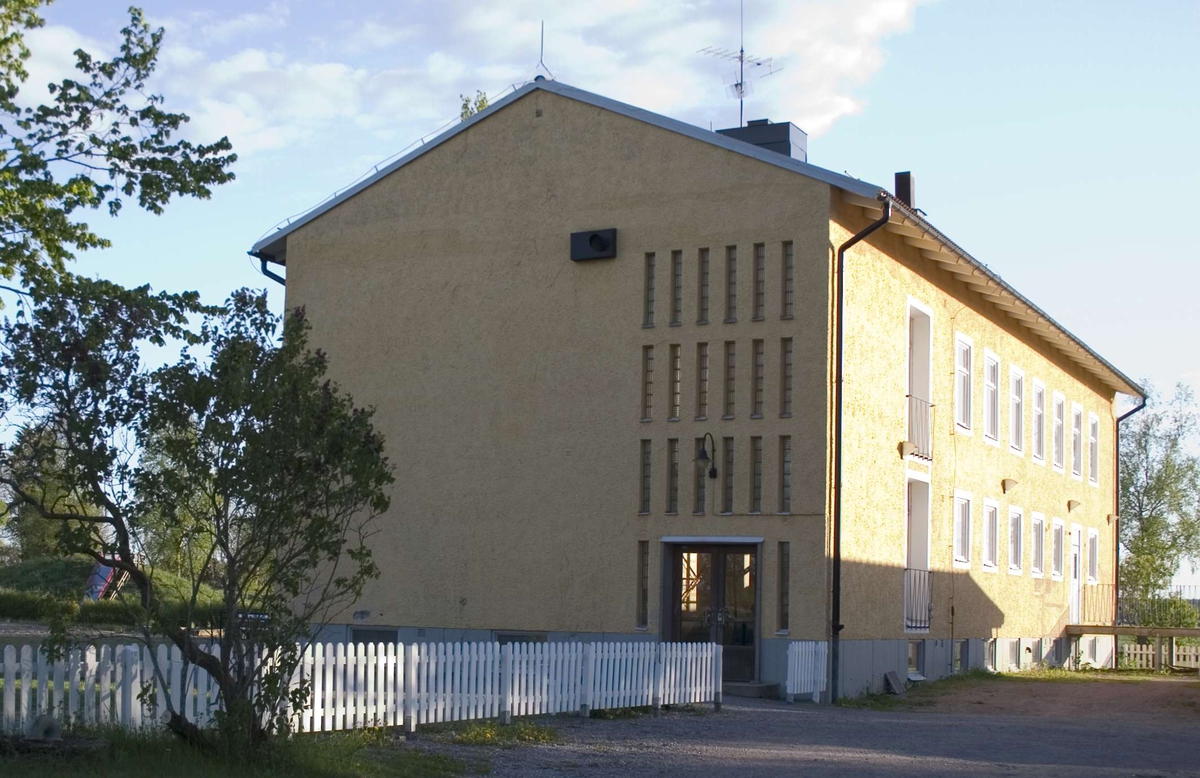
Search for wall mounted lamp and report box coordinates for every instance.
[1001,478,1018,494]
[1067,500,1082,513]
[695,432,719,480]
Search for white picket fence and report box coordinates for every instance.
[1121,642,1200,669]
[1,640,721,734]
[784,640,828,703]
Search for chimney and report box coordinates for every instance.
[894,172,915,208]
[717,119,808,162]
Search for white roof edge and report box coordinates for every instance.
[250,79,884,259]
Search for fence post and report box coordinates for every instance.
[651,643,663,716]
[404,643,417,734]
[499,642,513,725]
[1154,636,1162,670]
[713,644,723,713]
[580,643,594,720]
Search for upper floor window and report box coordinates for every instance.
[639,440,652,513]
[780,338,793,416]
[1052,393,1066,472]
[953,492,972,568]
[1071,404,1084,479]
[697,249,710,324]
[1032,380,1046,463]
[781,242,794,318]
[1031,513,1045,577]
[670,250,683,326]
[1088,413,1100,485]
[695,343,709,419]
[724,246,737,322]
[1009,507,1023,574]
[1010,367,1024,453]
[722,437,735,513]
[955,335,973,431]
[752,244,766,320]
[643,253,656,327]
[983,351,1000,443]
[1051,519,1065,579]
[751,339,764,417]
[779,436,792,513]
[723,341,736,418]
[668,344,681,420]
[666,438,680,514]
[750,436,763,513]
[982,499,999,571]
[641,346,654,421]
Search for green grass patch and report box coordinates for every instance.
[2,727,470,777]
[432,715,556,749]
[589,705,652,720]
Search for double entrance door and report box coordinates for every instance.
[668,545,757,682]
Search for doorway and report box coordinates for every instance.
[668,545,757,682]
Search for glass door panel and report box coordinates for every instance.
[722,550,756,681]
[677,551,715,643]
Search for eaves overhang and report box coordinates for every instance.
[840,190,1144,400]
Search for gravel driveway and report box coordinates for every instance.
[418,694,1200,777]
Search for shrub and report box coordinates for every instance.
[0,587,78,620]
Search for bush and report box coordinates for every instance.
[0,556,94,598]
[0,587,78,620]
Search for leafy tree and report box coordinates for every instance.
[459,89,488,121]
[0,278,393,749]
[0,2,235,287]
[1119,384,1200,602]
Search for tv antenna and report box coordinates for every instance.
[533,21,555,81]
[698,0,781,127]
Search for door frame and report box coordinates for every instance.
[659,536,762,682]
[1069,523,1083,624]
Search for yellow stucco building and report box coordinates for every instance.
[251,80,1142,699]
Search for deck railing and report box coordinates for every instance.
[904,568,933,631]
[906,396,933,460]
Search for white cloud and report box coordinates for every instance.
[19,24,107,105]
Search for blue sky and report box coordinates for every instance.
[27,0,1199,399]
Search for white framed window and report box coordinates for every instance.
[983,351,1000,444]
[1009,367,1024,454]
[953,491,972,568]
[1031,513,1045,577]
[1052,392,1066,472]
[1071,403,1084,480]
[1009,506,1023,574]
[1087,528,1099,582]
[1032,380,1046,463]
[955,334,973,432]
[982,499,999,571]
[1088,413,1100,485]
[1051,518,1065,580]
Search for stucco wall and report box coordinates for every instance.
[282,90,833,640]
[832,197,1118,643]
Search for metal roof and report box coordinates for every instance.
[249,78,1142,400]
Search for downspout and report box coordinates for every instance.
[830,193,891,703]
[1112,395,1147,628]
[248,250,286,286]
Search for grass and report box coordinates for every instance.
[837,665,1178,710]
[1,727,472,778]
[438,720,559,747]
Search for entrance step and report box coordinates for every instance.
[722,681,779,699]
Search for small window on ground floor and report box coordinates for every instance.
[907,640,924,676]
[1008,639,1021,671]
[954,639,968,673]
[985,639,997,671]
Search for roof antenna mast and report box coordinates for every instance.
[698,0,781,127]
[533,21,556,81]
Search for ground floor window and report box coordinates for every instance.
[953,639,968,673]
[985,639,997,671]
[907,640,924,676]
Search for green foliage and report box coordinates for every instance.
[449,720,558,746]
[1119,384,1200,597]
[5,726,468,777]
[0,585,70,620]
[459,90,488,121]
[0,553,92,596]
[0,281,393,750]
[0,2,236,286]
